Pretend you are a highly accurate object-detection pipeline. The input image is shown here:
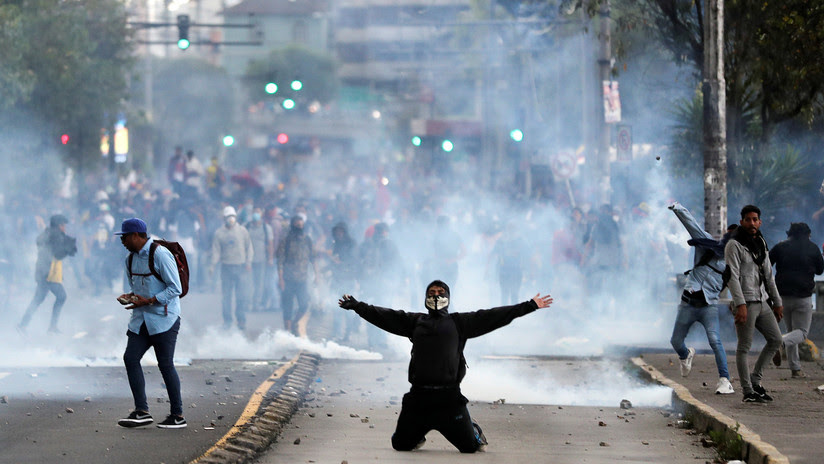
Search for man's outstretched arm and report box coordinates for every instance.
[339,294,416,337]
[457,292,553,339]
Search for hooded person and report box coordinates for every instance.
[276,214,318,335]
[338,280,553,453]
[18,214,77,333]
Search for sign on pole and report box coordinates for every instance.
[616,125,632,161]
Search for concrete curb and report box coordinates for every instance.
[191,352,321,464]
[631,357,789,464]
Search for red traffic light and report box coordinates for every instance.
[61,134,70,145]
[276,133,289,144]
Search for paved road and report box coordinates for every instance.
[0,360,290,464]
[259,357,718,464]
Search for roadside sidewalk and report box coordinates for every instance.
[636,351,824,464]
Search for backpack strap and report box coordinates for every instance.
[147,242,164,283]
[685,250,723,275]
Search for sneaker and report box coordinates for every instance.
[773,342,784,367]
[156,414,187,429]
[791,370,807,379]
[742,392,767,403]
[715,377,735,395]
[472,419,488,451]
[118,410,153,427]
[752,384,773,402]
[679,347,695,377]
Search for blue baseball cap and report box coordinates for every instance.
[114,218,147,235]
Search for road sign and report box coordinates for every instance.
[550,152,576,179]
[617,125,632,161]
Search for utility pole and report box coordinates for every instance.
[596,0,612,205]
[702,0,727,237]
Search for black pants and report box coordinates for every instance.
[391,388,481,453]
[20,281,66,329]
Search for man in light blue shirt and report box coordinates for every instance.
[669,202,736,395]
[115,218,186,429]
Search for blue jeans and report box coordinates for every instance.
[124,318,182,416]
[670,303,730,379]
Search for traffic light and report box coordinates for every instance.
[222,135,235,147]
[290,80,303,91]
[282,98,295,110]
[177,15,190,50]
[509,129,524,142]
[265,82,278,95]
[61,134,70,145]
[276,133,289,144]
[441,139,454,152]
[411,136,422,147]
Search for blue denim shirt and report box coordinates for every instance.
[125,238,182,335]
[671,203,725,303]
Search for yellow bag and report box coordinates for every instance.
[47,259,63,283]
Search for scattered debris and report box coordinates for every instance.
[350,413,359,418]
[641,441,649,445]
[84,397,91,403]
[65,407,74,414]
[1,396,8,404]
[360,418,369,423]
[619,399,632,409]
[700,437,715,448]
[205,379,214,385]
[294,438,301,445]
[599,442,609,447]
[598,421,607,427]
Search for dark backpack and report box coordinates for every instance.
[128,240,189,298]
[685,250,729,289]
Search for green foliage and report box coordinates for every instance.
[245,45,338,104]
[730,143,816,216]
[708,425,743,460]
[0,0,134,173]
[610,0,824,135]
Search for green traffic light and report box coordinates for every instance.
[265,82,278,94]
[291,80,303,91]
[282,99,296,110]
[441,140,454,152]
[222,135,235,147]
[177,38,190,50]
[509,129,524,142]
[411,136,422,147]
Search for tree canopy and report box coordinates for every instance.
[0,0,134,173]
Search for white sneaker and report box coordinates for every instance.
[680,347,695,377]
[715,377,734,394]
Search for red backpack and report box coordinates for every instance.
[128,240,190,298]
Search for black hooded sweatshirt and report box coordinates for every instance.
[350,287,538,387]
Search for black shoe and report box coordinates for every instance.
[118,410,153,427]
[472,419,488,450]
[156,414,187,429]
[752,384,774,401]
[742,392,767,403]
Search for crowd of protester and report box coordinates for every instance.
[0,146,698,345]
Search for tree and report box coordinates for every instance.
[0,0,134,196]
[244,45,338,107]
[610,0,824,146]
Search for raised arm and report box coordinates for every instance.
[669,202,712,240]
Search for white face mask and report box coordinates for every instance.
[225,216,236,226]
[425,295,449,312]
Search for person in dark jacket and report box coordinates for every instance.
[769,222,824,377]
[338,280,553,453]
[18,214,77,333]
